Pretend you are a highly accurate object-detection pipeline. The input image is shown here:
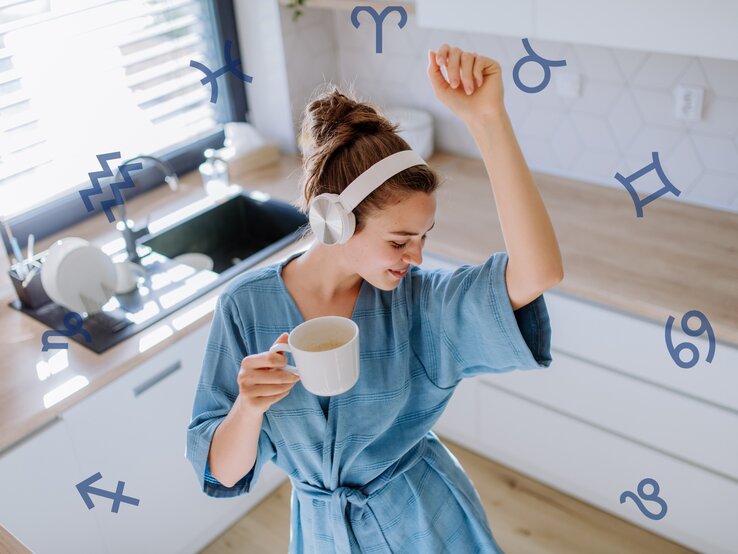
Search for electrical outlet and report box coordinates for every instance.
[673,85,704,121]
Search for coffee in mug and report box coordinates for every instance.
[269,316,360,396]
[303,339,347,352]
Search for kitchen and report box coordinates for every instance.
[1,0,737,553]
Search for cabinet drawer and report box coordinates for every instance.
[474,381,738,554]
[481,350,738,481]
[546,292,738,411]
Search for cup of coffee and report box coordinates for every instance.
[269,316,360,396]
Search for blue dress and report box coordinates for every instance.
[186,249,552,553]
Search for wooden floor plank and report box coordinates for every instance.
[201,435,694,553]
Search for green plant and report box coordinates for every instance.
[286,0,306,21]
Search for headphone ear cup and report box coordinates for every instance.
[309,193,347,245]
[337,211,356,245]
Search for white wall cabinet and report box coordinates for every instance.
[417,0,738,62]
[430,256,738,553]
[0,418,107,554]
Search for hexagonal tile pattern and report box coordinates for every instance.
[571,44,623,83]
[699,58,738,99]
[662,136,705,193]
[551,118,582,169]
[607,90,644,150]
[570,113,618,152]
[632,52,690,89]
[282,10,738,215]
[684,172,738,208]
[630,87,683,129]
[691,134,738,174]
[612,48,647,81]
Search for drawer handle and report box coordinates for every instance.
[133,360,182,397]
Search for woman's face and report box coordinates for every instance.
[346,192,437,291]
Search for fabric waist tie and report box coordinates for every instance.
[290,437,429,554]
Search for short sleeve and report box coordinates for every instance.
[410,251,552,388]
[185,292,277,498]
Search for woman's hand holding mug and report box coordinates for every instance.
[427,44,505,124]
[237,332,300,414]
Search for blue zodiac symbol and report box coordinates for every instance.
[614,152,681,218]
[665,310,716,369]
[79,152,143,223]
[76,472,140,513]
[512,38,567,93]
[620,477,668,520]
[41,311,92,351]
[351,5,407,54]
[190,39,253,103]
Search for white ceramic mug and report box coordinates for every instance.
[269,316,360,397]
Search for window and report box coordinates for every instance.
[0,0,245,237]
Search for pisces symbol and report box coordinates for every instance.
[190,39,253,103]
[620,477,668,520]
[351,5,407,54]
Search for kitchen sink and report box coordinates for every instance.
[12,189,309,353]
[141,191,308,274]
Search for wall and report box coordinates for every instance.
[276,6,738,214]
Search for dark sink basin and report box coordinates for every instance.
[12,190,309,353]
[142,192,308,274]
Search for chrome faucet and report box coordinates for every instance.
[115,155,180,263]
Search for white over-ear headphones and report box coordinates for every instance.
[308,149,428,245]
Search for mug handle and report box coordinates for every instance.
[268,343,299,375]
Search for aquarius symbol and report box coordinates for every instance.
[614,152,681,218]
[79,152,143,223]
[351,5,407,54]
[41,311,92,351]
[76,472,140,513]
[665,310,716,369]
[620,477,668,520]
[190,39,253,103]
[512,38,567,93]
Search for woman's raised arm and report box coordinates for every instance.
[427,45,564,310]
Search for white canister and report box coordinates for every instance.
[382,107,434,160]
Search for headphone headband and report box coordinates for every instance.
[337,150,427,212]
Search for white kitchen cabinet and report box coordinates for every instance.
[428,253,738,552]
[473,382,738,554]
[0,418,107,554]
[62,323,287,554]
[417,0,738,62]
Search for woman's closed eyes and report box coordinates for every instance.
[390,235,428,249]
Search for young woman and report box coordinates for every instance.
[186,44,563,553]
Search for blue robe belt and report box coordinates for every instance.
[290,437,430,553]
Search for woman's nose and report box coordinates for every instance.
[403,243,423,266]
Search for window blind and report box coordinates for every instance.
[0,0,222,218]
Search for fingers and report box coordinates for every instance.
[460,51,476,94]
[472,54,485,88]
[446,46,462,89]
[427,50,449,93]
[432,44,484,94]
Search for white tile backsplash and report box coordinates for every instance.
[274,6,738,214]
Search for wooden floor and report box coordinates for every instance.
[201,435,694,553]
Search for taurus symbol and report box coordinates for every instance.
[513,38,567,93]
[351,5,408,54]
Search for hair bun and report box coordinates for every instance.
[303,86,397,152]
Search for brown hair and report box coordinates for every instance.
[292,84,440,238]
